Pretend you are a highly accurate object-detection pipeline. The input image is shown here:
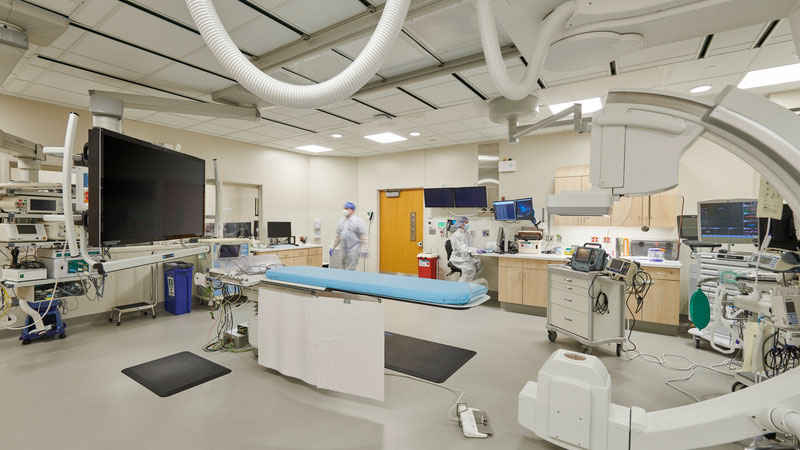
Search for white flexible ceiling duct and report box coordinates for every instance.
[185,0,410,109]
[476,0,575,101]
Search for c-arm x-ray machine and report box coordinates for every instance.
[527,86,800,449]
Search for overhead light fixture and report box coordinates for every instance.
[409,131,421,137]
[478,155,500,161]
[296,145,333,153]
[330,133,343,138]
[364,132,407,144]
[548,97,603,115]
[739,63,800,89]
[689,85,712,94]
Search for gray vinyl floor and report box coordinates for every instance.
[0,299,753,450]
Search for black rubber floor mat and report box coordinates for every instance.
[122,351,231,397]
[384,332,476,383]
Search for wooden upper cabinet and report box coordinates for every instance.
[611,196,644,227]
[647,189,680,228]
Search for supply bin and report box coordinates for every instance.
[417,253,439,279]
[164,262,194,315]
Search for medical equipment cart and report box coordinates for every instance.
[546,265,626,356]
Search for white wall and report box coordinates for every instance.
[0,94,357,319]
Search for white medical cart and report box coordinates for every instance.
[546,265,626,356]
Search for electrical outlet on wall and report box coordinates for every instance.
[482,230,490,237]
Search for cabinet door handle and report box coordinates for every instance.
[564,317,573,322]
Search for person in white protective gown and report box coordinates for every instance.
[448,216,485,285]
[330,201,369,271]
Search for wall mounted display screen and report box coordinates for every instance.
[267,221,292,238]
[424,188,456,208]
[88,127,205,247]
[494,200,516,221]
[515,198,534,221]
[454,186,487,207]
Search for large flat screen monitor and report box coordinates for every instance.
[454,186,487,207]
[267,221,292,238]
[88,127,205,247]
[494,200,516,221]
[424,188,456,208]
[515,198,534,221]
[698,199,758,244]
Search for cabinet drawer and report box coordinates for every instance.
[549,273,590,290]
[550,280,587,296]
[296,249,309,257]
[646,268,680,281]
[549,288,589,312]
[550,304,589,339]
[308,247,323,256]
[499,257,524,268]
[523,259,550,270]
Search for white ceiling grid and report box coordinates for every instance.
[1,0,799,157]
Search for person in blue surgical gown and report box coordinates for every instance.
[449,216,484,283]
[330,201,368,270]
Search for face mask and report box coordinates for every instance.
[343,209,350,217]
[463,224,469,231]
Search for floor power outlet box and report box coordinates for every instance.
[224,324,249,348]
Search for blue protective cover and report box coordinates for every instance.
[265,266,488,305]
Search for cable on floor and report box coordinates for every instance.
[385,372,466,421]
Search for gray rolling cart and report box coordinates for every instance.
[546,265,626,356]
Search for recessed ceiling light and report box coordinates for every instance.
[689,85,712,94]
[409,131,421,137]
[364,132,407,144]
[330,133,343,138]
[739,63,800,89]
[478,155,500,161]
[296,145,333,153]
[548,97,603,115]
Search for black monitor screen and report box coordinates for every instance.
[454,186,487,207]
[678,215,698,240]
[759,204,799,251]
[424,188,456,208]
[494,201,516,221]
[515,198,534,221]
[267,221,292,238]
[574,247,591,262]
[218,244,240,258]
[88,127,205,247]
[699,200,758,244]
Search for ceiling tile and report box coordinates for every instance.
[98,6,205,59]
[208,117,262,131]
[180,47,229,77]
[247,123,299,139]
[229,16,299,55]
[69,33,170,75]
[186,121,239,136]
[326,101,383,123]
[617,37,702,73]
[23,84,89,108]
[225,130,267,142]
[706,24,763,57]
[133,0,258,31]
[336,33,440,78]
[404,78,478,107]
[664,49,757,85]
[272,0,365,34]
[1,79,30,94]
[355,90,431,115]
[37,70,121,95]
[148,63,235,93]
[49,27,85,51]
[29,0,83,15]
[71,0,120,27]
[748,40,798,71]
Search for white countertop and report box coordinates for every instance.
[251,244,323,253]
[474,252,682,268]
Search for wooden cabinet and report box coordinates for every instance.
[553,165,679,229]
[308,247,323,267]
[498,258,523,304]
[641,268,680,326]
[499,257,563,306]
[265,247,324,267]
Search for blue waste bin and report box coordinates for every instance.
[164,262,194,315]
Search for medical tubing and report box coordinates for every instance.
[476,0,575,100]
[185,0,410,109]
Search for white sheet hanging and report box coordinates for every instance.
[257,286,384,401]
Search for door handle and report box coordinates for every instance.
[417,241,423,248]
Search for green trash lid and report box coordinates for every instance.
[689,289,711,330]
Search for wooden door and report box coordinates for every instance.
[611,196,644,227]
[499,267,523,303]
[647,189,680,228]
[581,176,611,227]
[380,189,424,274]
[553,176,584,226]
[522,268,548,307]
